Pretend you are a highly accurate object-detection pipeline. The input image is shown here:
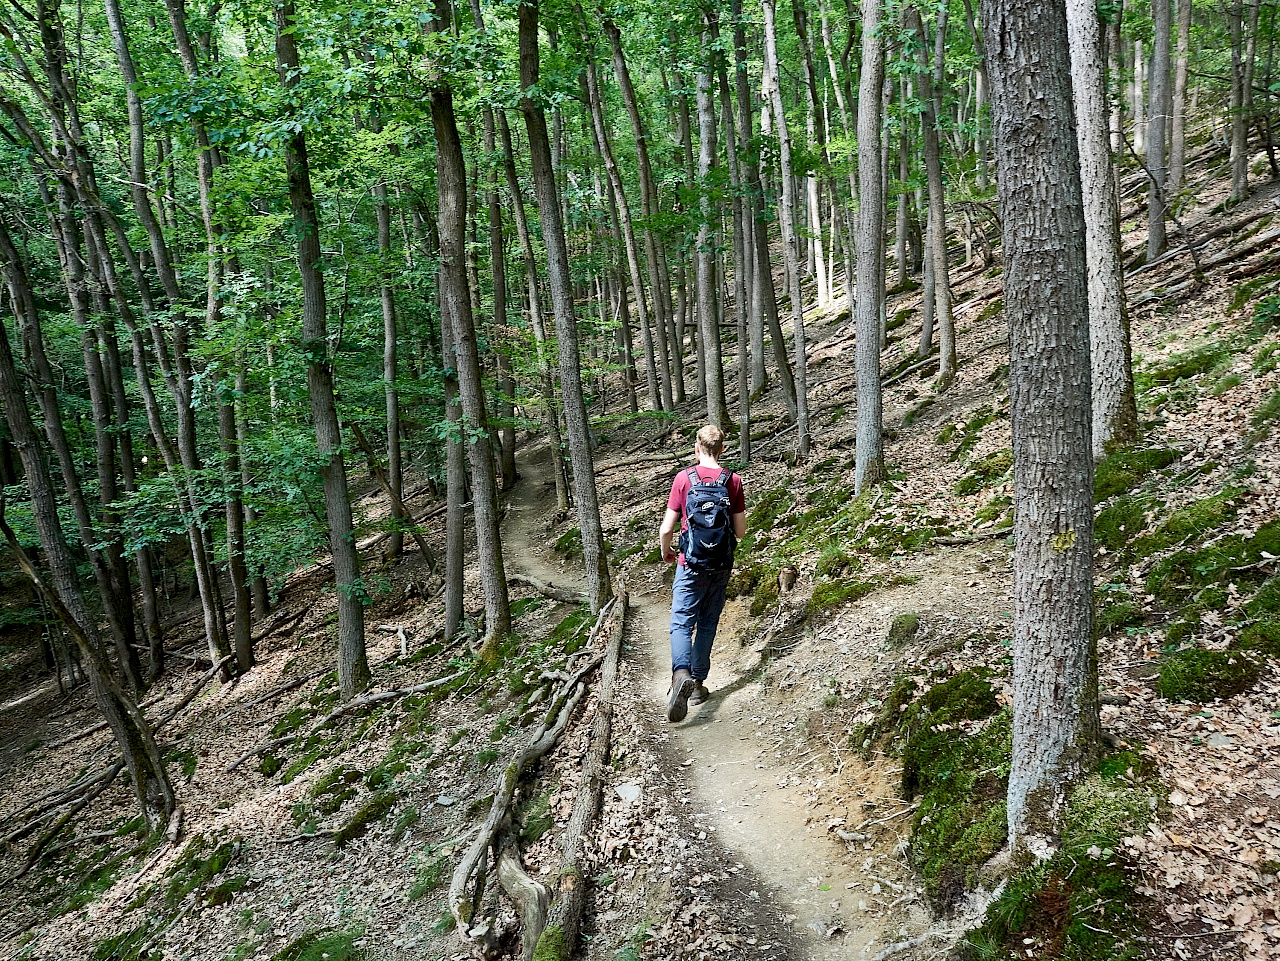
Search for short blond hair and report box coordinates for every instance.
[695,424,725,456]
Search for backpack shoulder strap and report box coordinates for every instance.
[717,470,730,487]
[686,466,700,484]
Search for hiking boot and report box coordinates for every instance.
[689,682,710,706]
[667,669,694,722]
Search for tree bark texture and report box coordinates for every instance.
[1147,0,1172,258]
[982,0,1102,861]
[275,0,370,700]
[1066,0,1140,457]
[696,13,730,431]
[520,0,612,612]
[1169,0,1192,191]
[855,0,887,492]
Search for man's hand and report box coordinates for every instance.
[661,546,678,564]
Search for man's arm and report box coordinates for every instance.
[660,508,680,563]
[733,511,746,540]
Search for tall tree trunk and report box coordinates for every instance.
[374,175,405,558]
[236,360,271,620]
[910,5,958,389]
[1169,0,1192,191]
[519,0,612,612]
[428,0,511,655]
[1147,0,1172,258]
[0,295,173,828]
[219,390,254,672]
[1229,2,1249,202]
[716,39,751,463]
[983,0,1101,861]
[275,0,370,699]
[855,0,887,492]
[762,0,813,457]
[1133,39,1147,156]
[697,13,731,430]
[498,111,571,512]
[962,0,991,190]
[1068,0,1140,456]
[604,16,675,411]
[441,281,466,645]
[579,46,662,413]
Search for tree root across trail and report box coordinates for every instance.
[498,448,927,961]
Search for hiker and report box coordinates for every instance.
[658,425,747,721]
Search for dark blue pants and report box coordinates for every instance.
[669,564,732,682]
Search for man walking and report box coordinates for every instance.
[659,425,747,721]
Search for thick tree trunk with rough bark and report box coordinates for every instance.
[520,0,612,612]
[855,0,887,492]
[275,0,370,700]
[983,0,1102,861]
[1067,0,1140,457]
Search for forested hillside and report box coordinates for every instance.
[0,0,1278,957]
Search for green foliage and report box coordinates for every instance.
[1094,585,1143,637]
[806,577,877,617]
[1093,445,1180,501]
[746,484,794,534]
[962,762,1156,961]
[1239,619,1280,657]
[163,836,241,908]
[887,612,921,649]
[1157,648,1261,702]
[954,449,1013,495]
[333,792,400,847]
[1145,517,1279,609]
[407,855,447,901]
[935,406,999,461]
[1094,495,1151,554]
[270,930,366,961]
[975,494,1012,524]
[1138,341,1232,389]
[518,784,557,845]
[90,922,161,961]
[553,527,583,560]
[1251,389,1280,430]
[549,606,593,653]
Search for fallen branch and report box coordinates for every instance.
[448,598,619,943]
[18,762,124,875]
[507,573,587,605]
[212,666,330,722]
[529,593,627,961]
[224,667,470,772]
[933,525,1013,546]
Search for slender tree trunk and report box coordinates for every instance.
[604,17,675,411]
[373,176,405,559]
[1169,0,1192,191]
[219,391,254,672]
[910,5,958,388]
[520,0,612,612]
[1108,6,1124,169]
[498,112,571,512]
[983,0,1101,861]
[1229,2,1249,202]
[236,360,271,620]
[697,13,730,430]
[855,0,887,491]
[1147,0,1172,257]
[1068,0,1140,457]
[428,0,511,654]
[441,283,466,645]
[0,297,173,828]
[716,41,751,462]
[275,0,370,699]
[762,0,812,457]
[579,48,661,413]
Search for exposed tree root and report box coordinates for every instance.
[448,596,622,950]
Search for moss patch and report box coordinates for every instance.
[1251,389,1280,431]
[270,930,366,961]
[1093,446,1180,501]
[1095,495,1152,554]
[1139,341,1232,389]
[954,449,1013,495]
[1157,647,1261,702]
[333,791,399,847]
[887,612,921,648]
[163,836,241,908]
[407,855,447,901]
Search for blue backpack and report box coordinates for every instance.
[678,468,737,572]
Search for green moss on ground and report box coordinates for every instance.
[270,930,366,961]
[311,765,362,814]
[163,836,241,908]
[807,578,877,617]
[550,606,593,653]
[333,791,399,847]
[1240,619,1280,657]
[975,495,1012,524]
[518,784,557,845]
[1251,389,1280,431]
[1157,647,1261,702]
[1138,341,1232,389]
[90,922,160,961]
[746,485,794,533]
[407,855,447,901]
[1145,517,1278,609]
[553,527,582,560]
[1095,495,1151,554]
[813,541,857,579]
[961,762,1155,961]
[1093,446,1180,501]
[935,406,999,461]
[954,450,1013,495]
[1094,585,1144,637]
[887,612,921,648]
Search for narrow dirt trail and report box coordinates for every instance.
[503,448,900,960]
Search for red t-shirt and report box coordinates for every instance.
[667,465,746,565]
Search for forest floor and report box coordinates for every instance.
[3,145,1280,961]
